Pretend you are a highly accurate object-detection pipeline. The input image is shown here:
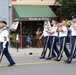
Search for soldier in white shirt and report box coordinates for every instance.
[39,19,56,59]
[0,21,15,66]
[55,19,69,61]
[45,19,59,60]
[65,15,76,63]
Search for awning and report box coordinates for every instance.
[14,5,56,20]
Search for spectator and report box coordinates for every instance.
[16,32,20,51]
[26,34,32,48]
[35,27,42,48]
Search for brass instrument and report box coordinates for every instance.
[44,20,52,30]
[48,23,63,31]
[67,20,76,26]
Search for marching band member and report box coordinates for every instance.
[0,21,15,66]
[39,19,56,59]
[46,19,59,60]
[55,19,69,61]
[65,15,76,63]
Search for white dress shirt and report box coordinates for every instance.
[0,27,9,42]
[50,25,58,36]
[43,27,50,37]
[43,22,51,37]
[70,24,76,36]
[59,26,68,37]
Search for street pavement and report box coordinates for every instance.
[0,55,76,75]
[0,45,76,75]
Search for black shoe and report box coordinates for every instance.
[64,60,71,64]
[72,56,76,58]
[46,57,51,60]
[54,58,61,61]
[8,63,15,66]
[39,57,45,59]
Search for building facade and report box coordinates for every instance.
[12,0,55,5]
[11,0,61,48]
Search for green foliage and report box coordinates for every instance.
[54,0,76,19]
[9,34,14,39]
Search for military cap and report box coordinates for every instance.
[72,15,76,19]
[0,21,7,25]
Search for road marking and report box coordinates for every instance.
[0,61,62,67]
[0,59,76,67]
[15,61,63,66]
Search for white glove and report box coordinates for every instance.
[3,45,6,48]
[3,41,7,48]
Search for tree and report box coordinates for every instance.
[54,0,76,19]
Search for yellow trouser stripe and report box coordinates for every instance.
[42,36,49,57]
[58,38,65,60]
[50,37,55,57]
[69,42,76,61]
[0,48,4,61]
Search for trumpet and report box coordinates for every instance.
[67,20,76,26]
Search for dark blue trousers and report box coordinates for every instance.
[0,42,3,52]
[57,37,69,60]
[0,42,4,62]
[3,42,15,64]
[41,36,56,57]
[68,36,76,61]
[53,37,59,55]
[47,36,57,58]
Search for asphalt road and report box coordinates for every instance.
[0,55,76,75]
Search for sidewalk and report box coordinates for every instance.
[8,47,43,56]
[8,44,71,56]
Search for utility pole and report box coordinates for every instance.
[0,0,12,28]
[0,0,12,47]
